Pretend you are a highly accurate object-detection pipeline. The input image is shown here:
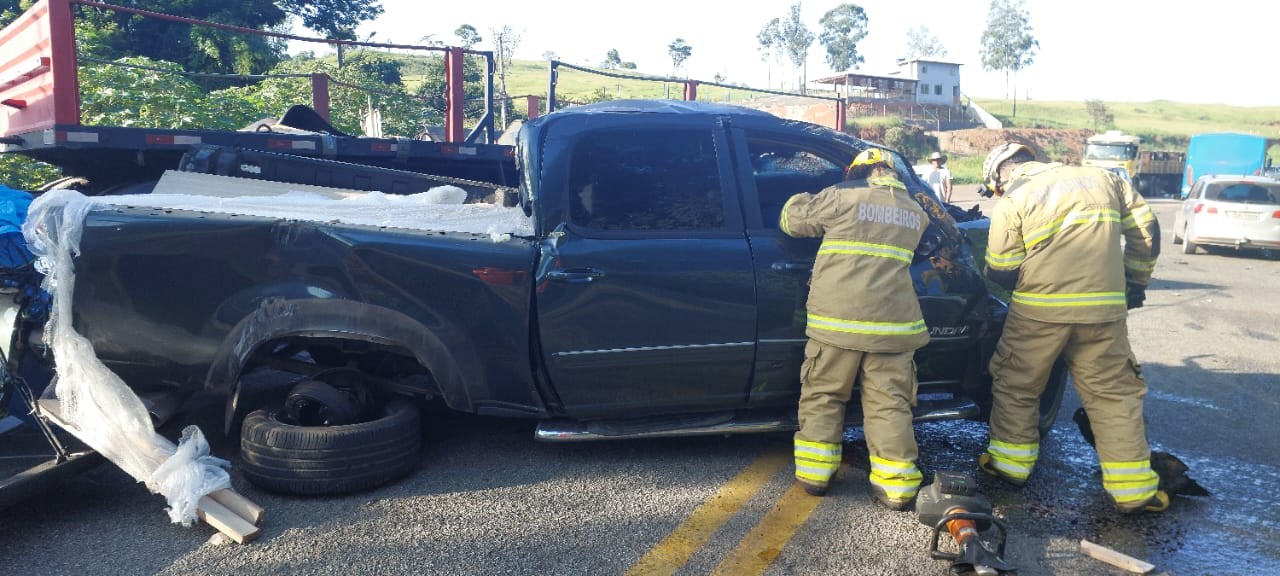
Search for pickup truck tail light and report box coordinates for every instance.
[1272,210,1280,219]
[1193,204,1217,214]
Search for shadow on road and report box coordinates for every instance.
[1144,277,1222,291]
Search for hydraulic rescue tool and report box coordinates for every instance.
[917,471,1015,576]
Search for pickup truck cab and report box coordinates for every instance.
[53,100,1061,495]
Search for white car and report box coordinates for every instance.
[1173,175,1280,255]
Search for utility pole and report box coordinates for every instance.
[496,34,508,129]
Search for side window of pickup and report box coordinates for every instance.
[745,140,845,229]
[568,128,725,231]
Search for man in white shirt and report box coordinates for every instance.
[925,152,953,202]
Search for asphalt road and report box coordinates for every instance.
[2,198,1277,576]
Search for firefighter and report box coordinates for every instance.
[780,147,930,510]
[978,142,1167,513]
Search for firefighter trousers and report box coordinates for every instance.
[794,340,922,499]
[986,310,1158,507]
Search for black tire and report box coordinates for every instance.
[239,399,421,495]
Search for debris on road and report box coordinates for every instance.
[1080,539,1156,574]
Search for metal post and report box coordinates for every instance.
[310,73,330,121]
[527,95,541,120]
[47,0,79,125]
[835,100,846,133]
[683,81,698,101]
[483,52,495,143]
[444,47,464,143]
[546,61,558,115]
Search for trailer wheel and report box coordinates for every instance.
[239,398,421,495]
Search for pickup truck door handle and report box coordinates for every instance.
[771,260,812,272]
[546,268,606,283]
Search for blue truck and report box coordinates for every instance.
[1182,132,1270,198]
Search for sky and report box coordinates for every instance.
[306,0,1280,107]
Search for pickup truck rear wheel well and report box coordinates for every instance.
[211,298,479,435]
[225,335,442,434]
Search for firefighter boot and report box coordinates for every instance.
[1117,490,1170,514]
[978,453,1028,487]
[798,480,829,497]
[869,484,914,511]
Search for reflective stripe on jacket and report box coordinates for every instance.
[781,175,930,352]
[985,163,1160,324]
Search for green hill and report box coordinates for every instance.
[973,98,1280,146]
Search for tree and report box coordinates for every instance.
[780,3,815,91]
[0,1,384,75]
[1085,99,1114,131]
[980,0,1039,117]
[905,25,948,59]
[757,18,783,88]
[488,25,523,129]
[454,24,482,49]
[668,38,692,76]
[278,0,383,40]
[602,49,623,69]
[818,4,868,72]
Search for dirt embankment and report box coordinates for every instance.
[936,128,1095,164]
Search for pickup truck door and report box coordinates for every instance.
[535,118,756,418]
[727,127,851,406]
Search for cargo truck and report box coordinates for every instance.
[1083,131,1185,197]
[1181,132,1270,199]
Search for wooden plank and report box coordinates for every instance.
[1080,539,1155,574]
[209,488,265,526]
[197,496,261,544]
[35,398,69,428]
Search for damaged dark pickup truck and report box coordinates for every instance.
[57,101,1065,495]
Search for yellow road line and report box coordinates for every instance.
[624,450,790,576]
[708,467,833,576]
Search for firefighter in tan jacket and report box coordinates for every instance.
[978,142,1168,513]
[780,148,930,510]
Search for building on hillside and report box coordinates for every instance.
[812,70,918,102]
[814,59,962,108]
[902,59,962,107]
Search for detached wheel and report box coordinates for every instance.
[240,398,421,495]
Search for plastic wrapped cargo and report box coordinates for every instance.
[23,189,230,525]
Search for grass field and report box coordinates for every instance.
[973,98,1280,141]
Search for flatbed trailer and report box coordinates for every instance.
[4,123,517,193]
[0,0,515,193]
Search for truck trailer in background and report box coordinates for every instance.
[1083,131,1184,197]
[1182,132,1269,198]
